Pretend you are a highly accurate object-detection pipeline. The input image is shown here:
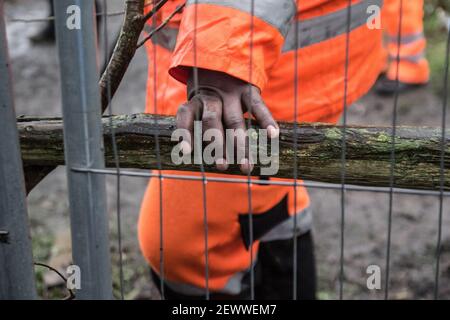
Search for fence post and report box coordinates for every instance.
[53,0,113,299]
[0,1,37,299]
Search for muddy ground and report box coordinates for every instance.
[4,0,450,299]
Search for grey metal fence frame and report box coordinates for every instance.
[0,0,36,300]
[53,0,112,299]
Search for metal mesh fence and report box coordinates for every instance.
[0,0,449,300]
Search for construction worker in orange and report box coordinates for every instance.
[28,0,101,43]
[138,0,384,299]
[375,0,430,95]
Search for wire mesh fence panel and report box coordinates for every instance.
[1,0,449,300]
[434,8,450,300]
[384,0,403,300]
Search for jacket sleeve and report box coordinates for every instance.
[168,0,296,91]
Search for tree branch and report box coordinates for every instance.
[24,0,177,193]
[99,0,145,111]
[142,0,170,22]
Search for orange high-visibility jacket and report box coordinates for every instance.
[383,0,429,84]
[139,0,384,295]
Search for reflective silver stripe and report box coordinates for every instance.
[160,277,210,296]
[186,0,296,37]
[283,0,383,52]
[222,268,251,295]
[157,261,256,296]
[390,51,426,63]
[388,31,424,45]
[260,207,312,242]
[143,24,179,51]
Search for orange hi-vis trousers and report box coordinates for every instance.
[383,0,429,84]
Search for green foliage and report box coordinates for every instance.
[31,220,69,299]
[424,2,450,96]
[30,221,54,298]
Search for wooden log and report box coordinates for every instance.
[18,113,450,191]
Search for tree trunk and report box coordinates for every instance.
[18,114,450,191]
